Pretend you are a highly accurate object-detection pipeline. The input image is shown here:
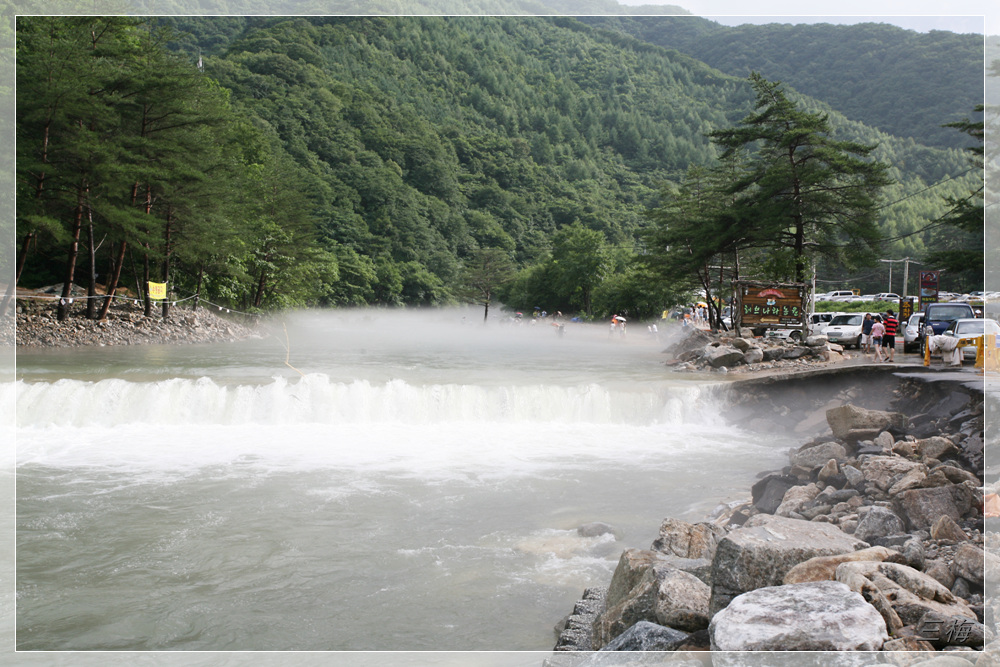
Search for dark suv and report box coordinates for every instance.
[919,302,975,355]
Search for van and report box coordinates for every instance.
[827,290,859,302]
[919,302,975,355]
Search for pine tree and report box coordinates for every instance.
[708,73,893,283]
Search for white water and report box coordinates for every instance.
[14,309,796,651]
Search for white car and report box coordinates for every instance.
[902,312,924,353]
[944,318,1000,359]
[807,312,843,335]
[874,293,901,302]
[823,313,873,349]
[828,291,861,302]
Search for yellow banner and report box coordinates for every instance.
[148,282,167,301]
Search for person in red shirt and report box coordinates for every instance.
[882,309,899,362]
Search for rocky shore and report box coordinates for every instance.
[663,326,855,374]
[10,293,259,348]
[550,368,993,663]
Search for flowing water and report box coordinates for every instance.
[13,309,797,651]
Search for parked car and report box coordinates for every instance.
[808,312,843,335]
[944,318,1000,359]
[874,293,901,302]
[919,302,976,356]
[765,327,805,342]
[828,290,860,302]
[902,312,924,353]
[824,313,873,349]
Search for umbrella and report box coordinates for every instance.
[614,315,627,322]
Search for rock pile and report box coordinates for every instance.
[551,376,989,658]
[11,295,258,348]
[664,327,849,374]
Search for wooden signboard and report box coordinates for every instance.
[734,281,808,330]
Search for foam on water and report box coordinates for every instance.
[14,374,716,427]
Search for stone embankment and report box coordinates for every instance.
[550,372,992,662]
[10,294,258,348]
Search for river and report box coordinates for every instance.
[12,308,797,652]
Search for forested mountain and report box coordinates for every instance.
[14,15,982,320]
[581,16,984,151]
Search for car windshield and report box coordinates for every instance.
[830,315,862,326]
[928,305,974,321]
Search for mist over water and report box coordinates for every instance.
[14,308,796,651]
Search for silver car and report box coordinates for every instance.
[944,318,1000,359]
[902,312,923,353]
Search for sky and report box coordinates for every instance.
[617,1,989,35]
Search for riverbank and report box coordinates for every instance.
[10,292,259,348]
[550,365,992,659]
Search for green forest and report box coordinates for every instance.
[12,15,985,322]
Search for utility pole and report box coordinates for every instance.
[879,258,918,296]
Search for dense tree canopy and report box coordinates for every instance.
[13,15,984,321]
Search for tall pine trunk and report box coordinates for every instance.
[193,264,204,312]
[98,240,127,321]
[57,182,87,322]
[86,206,97,319]
[161,207,172,319]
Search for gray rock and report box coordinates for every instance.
[653,567,712,631]
[915,611,985,648]
[709,514,869,614]
[751,474,798,515]
[841,464,864,488]
[825,404,906,441]
[860,456,923,492]
[577,522,618,538]
[917,436,959,460]
[744,347,764,364]
[709,581,887,651]
[650,517,723,560]
[854,506,905,543]
[593,562,710,648]
[599,620,689,651]
[705,345,745,368]
[790,441,847,469]
[952,543,985,587]
[893,484,976,531]
[805,334,828,347]
[775,483,821,517]
[554,587,606,651]
[930,515,969,542]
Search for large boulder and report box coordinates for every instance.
[859,457,923,492]
[775,483,821,517]
[790,441,847,469]
[704,344,745,368]
[892,484,977,530]
[836,560,976,627]
[709,581,887,651]
[782,546,903,584]
[951,543,986,587]
[650,517,724,560]
[751,473,799,515]
[916,436,958,460]
[593,553,711,648]
[826,404,906,442]
[709,514,869,614]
